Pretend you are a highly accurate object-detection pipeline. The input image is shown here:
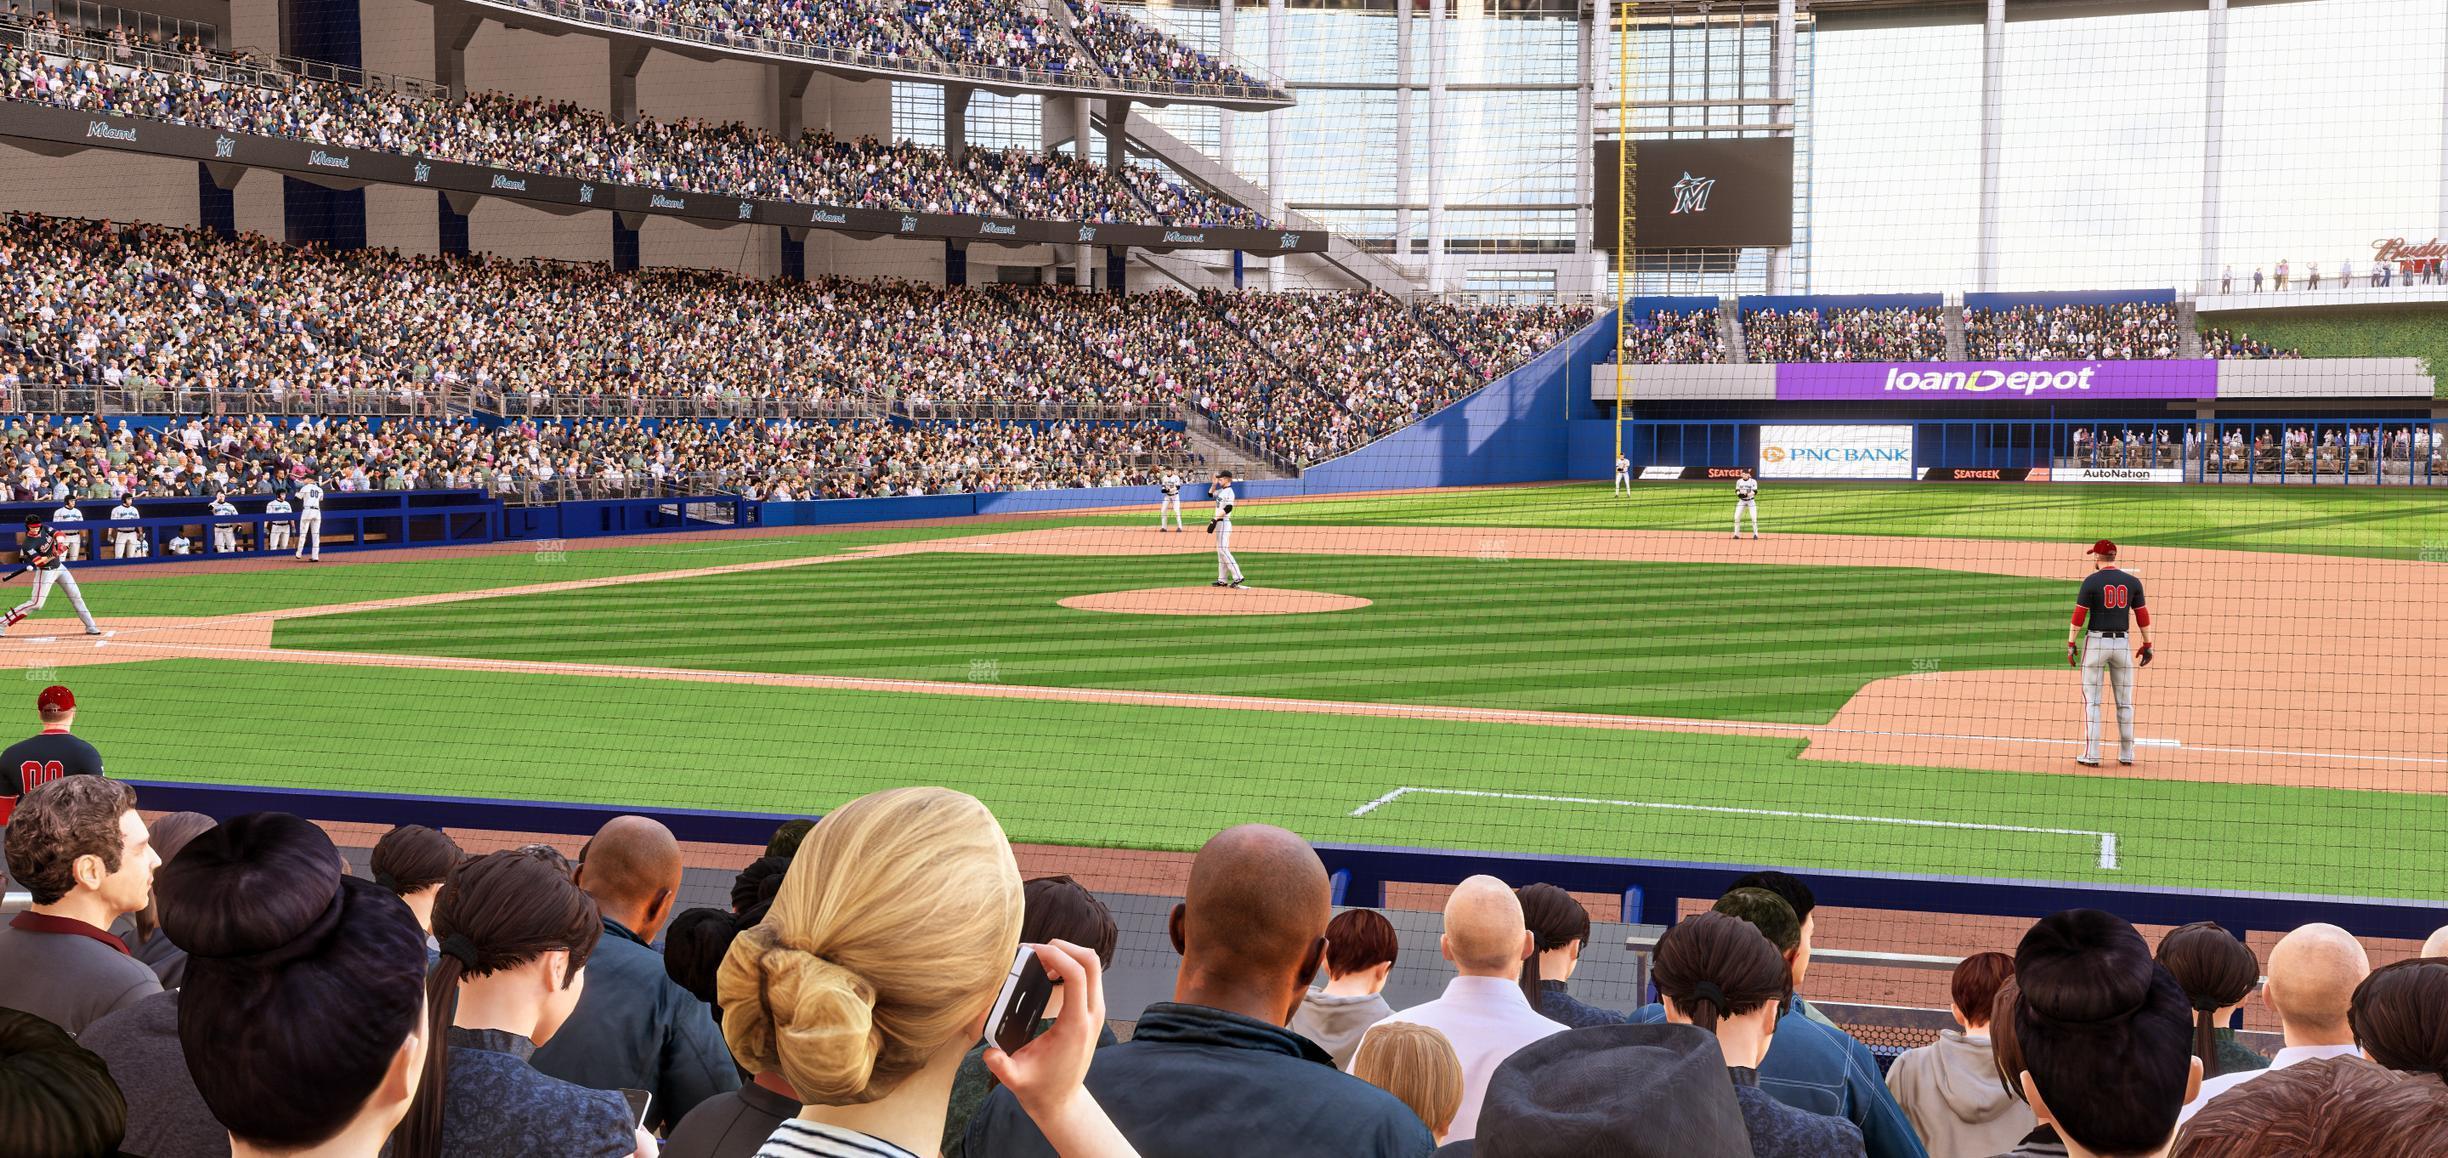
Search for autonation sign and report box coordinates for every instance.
[1776,360,2216,401]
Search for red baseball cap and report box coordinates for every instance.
[2088,540,2118,559]
[37,685,74,713]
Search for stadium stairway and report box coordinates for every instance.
[1721,298,1749,364]
[1107,113,1419,295]
[1943,304,1969,360]
[2177,300,2205,358]
[1182,410,1296,479]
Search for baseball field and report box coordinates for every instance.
[10,482,2444,901]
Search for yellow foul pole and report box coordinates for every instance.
[1612,1,1633,462]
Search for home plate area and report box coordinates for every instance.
[1058,586,1374,616]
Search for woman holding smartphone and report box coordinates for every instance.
[721,786,1138,1158]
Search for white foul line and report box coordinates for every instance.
[1351,786,2120,871]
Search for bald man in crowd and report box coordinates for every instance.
[2177,923,2371,1126]
[967,824,1435,1158]
[532,815,739,1133]
[1355,873,1566,1142]
[2424,926,2448,959]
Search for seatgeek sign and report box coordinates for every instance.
[1757,425,1914,480]
[1775,360,2217,401]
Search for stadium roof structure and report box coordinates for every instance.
[1807,0,2318,31]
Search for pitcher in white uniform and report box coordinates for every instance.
[1206,470,1245,588]
[1157,471,1185,531]
[1733,473,1761,539]
[293,477,325,561]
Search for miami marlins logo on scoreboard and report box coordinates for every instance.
[1669,171,1716,215]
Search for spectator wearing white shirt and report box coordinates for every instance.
[2175,923,2370,1127]
[48,502,82,561]
[107,497,144,558]
[1352,874,1564,1143]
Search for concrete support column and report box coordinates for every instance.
[1586,0,1607,299]
[1104,98,1131,173]
[1264,0,1285,287]
[1768,0,1796,293]
[433,5,479,99]
[1218,0,1237,161]
[610,41,650,124]
[1426,0,1448,292]
[1396,0,1415,268]
[1073,96,1093,159]
[2199,0,2228,292]
[945,84,973,165]
[774,65,812,143]
[1976,0,2003,292]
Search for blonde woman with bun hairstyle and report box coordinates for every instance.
[720,787,1139,1158]
[1349,1021,1465,1144]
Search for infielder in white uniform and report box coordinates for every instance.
[208,493,239,553]
[264,495,294,552]
[109,497,145,558]
[48,503,83,561]
[293,478,325,561]
[1733,473,1761,539]
[3,514,101,636]
[1613,454,1632,496]
[1206,470,1244,588]
[1157,471,1185,531]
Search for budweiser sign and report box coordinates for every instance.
[2371,237,2448,263]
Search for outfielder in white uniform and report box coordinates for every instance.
[1733,474,1761,539]
[1207,470,1244,588]
[208,494,239,553]
[264,495,294,552]
[293,479,325,561]
[109,498,145,558]
[1613,455,1632,496]
[3,514,101,636]
[1158,471,1185,531]
[48,504,83,561]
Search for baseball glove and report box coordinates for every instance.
[2066,641,2080,667]
[2136,643,2154,667]
[1204,521,1216,535]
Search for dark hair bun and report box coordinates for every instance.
[2017,909,2155,1024]
[158,812,343,960]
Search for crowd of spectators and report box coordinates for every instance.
[0,412,1193,504]
[6,773,2445,1158]
[1,214,1585,470]
[1741,306,1947,363]
[1963,303,2183,361]
[2198,328,2300,360]
[0,12,1262,228]
[1613,307,1725,364]
[1063,1,1269,93]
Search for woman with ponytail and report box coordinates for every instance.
[2154,923,2266,1080]
[718,786,1139,1158]
[1515,883,1625,1028]
[394,850,648,1158]
[1654,911,1864,1158]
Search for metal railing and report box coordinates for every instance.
[892,399,1178,424]
[478,390,881,422]
[483,0,1290,104]
[18,0,218,50]
[3,382,460,418]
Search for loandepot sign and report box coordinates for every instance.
[1776,360,2216,401]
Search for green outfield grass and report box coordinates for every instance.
[84,658,2448,900]
[19,482,2443,901]
[271,553,2069,724]
[1201,481,2448,559]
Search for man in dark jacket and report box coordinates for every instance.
[965,824,1435,1158]
[531,816,739,1133]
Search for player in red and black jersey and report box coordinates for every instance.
[3,512,103,637]
[2066,539,2155,767]
[0,685,104,825]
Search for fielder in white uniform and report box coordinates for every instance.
[293,479,325,560]
[48,503,83,561]
[1733,474,1761,539]
[1157,471,1185,531]
[209,494,239,553]
[1206,470,1244,588]
[264,495,294,552]
[1613,454,1632,496]
[3,514,101,636]
[109,498,145,558]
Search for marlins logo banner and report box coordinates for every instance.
[1594,139,1794,250]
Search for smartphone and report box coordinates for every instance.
[618,1088,653,1131]
[982,943,1060,1055]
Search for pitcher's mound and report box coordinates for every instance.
[1061,586,1372,616]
